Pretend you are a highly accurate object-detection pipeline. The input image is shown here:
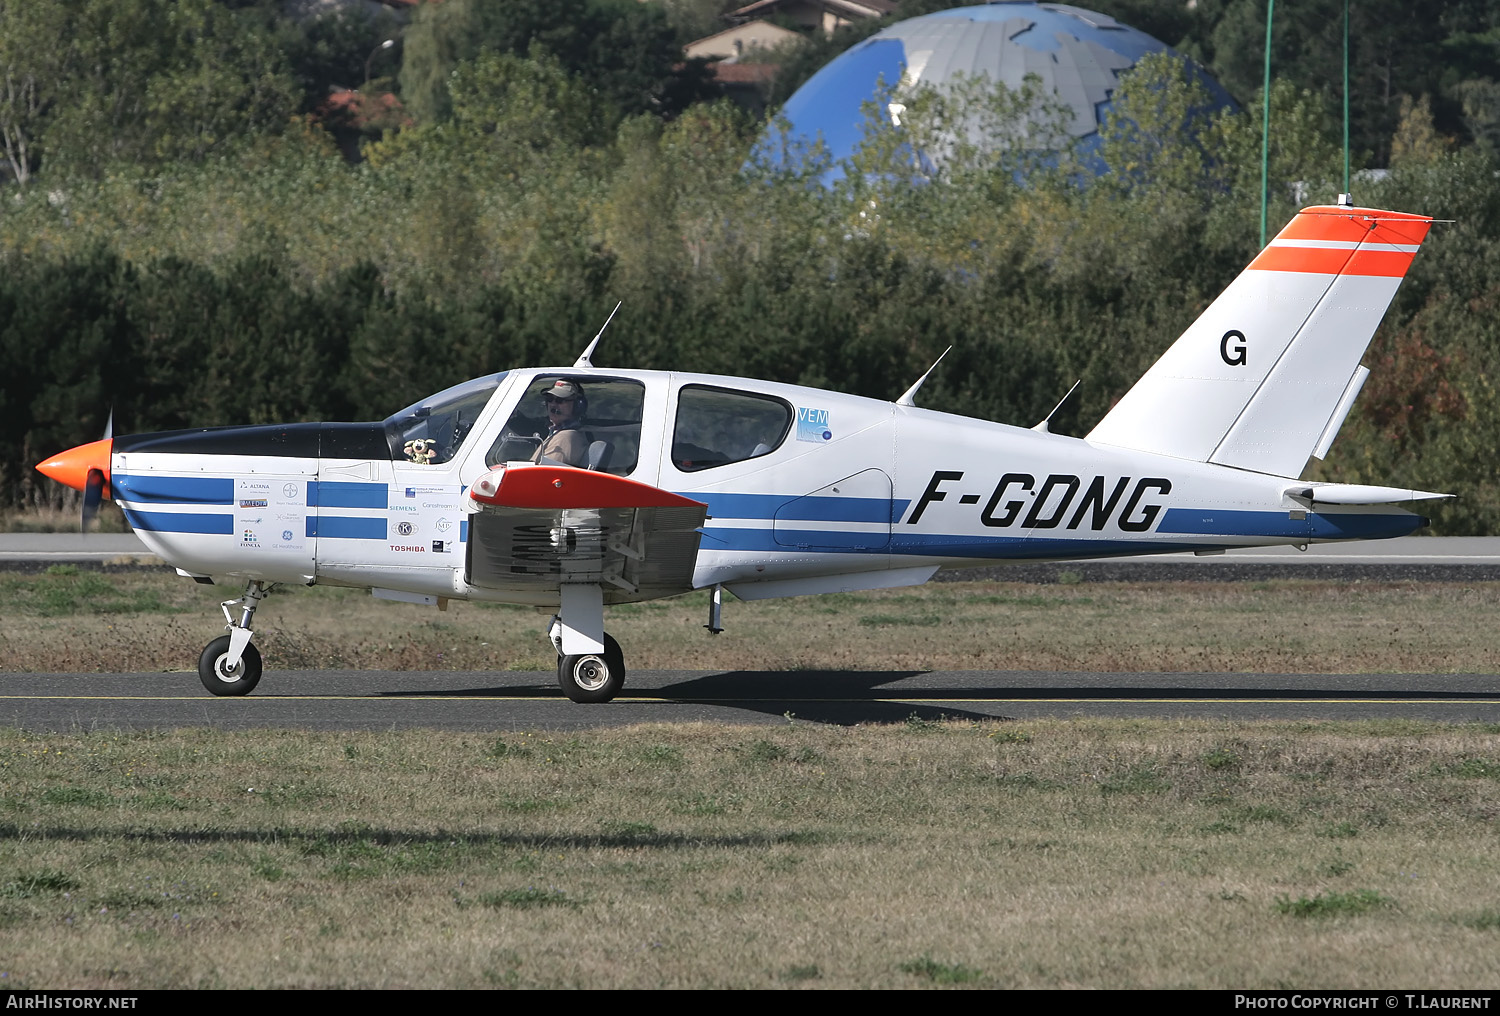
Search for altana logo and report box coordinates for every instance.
[796,407,832,443]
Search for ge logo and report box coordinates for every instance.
[282,530,293,542]
[1220,329,1247,366]
[397,521,414,537]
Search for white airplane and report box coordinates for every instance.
[36,202,1451,703]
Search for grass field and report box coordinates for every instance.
[0,721,1497,988]
[0,568,1497,988]
[3,566,1500,675]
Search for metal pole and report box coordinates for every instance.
[1343,0,1350,196]
[1260,0,1275,247]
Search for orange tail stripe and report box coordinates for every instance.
[1249,246,1353,274]
[1345,249,1419,277]
[1276,212,1432,247]
[1249,245,1416,277]
[1277,216,1377,244]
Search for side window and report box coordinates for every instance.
[488,376,645,475]
[672,385,792,472]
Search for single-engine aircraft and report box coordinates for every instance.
[36,202,1452,703]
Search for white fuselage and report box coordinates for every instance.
[111,367,1422,605]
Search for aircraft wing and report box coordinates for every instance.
[465,465,708,604]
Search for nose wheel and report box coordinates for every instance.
[557,633,625,704]
[198,635,263,696]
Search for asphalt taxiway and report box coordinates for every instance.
[4,669,1500,730]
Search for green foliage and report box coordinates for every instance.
[0,869,80,899]
[900,954,985,984]
[1275,889,1394,918]
[399,0,711,126]
[1463,910,1500,931]
[1201,747,1241,771]
[20,0,301,179]
[1099,765,1171,796]
[478,887,581,910]
[4,42,1500,533]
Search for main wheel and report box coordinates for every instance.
[197,635,263,696]
[557,633,624,704]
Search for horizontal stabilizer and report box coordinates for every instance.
[1088,205,1432,477]
[1285,483,1454,505]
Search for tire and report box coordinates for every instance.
[197,635,262,697]
[557,633,624,704]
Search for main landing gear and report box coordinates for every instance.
[556,632,626,704]
[546,584,725,704]
[548,611,624,704]
[198,581,269,696]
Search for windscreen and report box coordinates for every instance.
[384,372,507,464]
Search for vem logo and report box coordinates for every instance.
[796,407,832,442]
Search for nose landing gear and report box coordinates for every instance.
[197,581,270,696]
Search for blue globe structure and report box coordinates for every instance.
[759,1,1237,181]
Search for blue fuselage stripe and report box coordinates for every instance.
[308,516,385,540]
[308,481,387,509]
[113,474,233,506]
[121,508,233,535]
[703,508,1421,557]
[686,492,909,523]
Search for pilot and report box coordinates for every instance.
[532,379,589,467]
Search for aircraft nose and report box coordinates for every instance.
[35,438,113,493]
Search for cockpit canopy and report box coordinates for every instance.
[384,372,507,465]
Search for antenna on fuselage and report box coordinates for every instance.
[574,301,622,368]
[1032,379,1081,433]
[895,346,952,407]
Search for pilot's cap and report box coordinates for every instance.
[543,379,582,401]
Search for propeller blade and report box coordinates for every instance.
[102,408,113,441]
[82,467,105,532]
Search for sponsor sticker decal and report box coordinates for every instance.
[796,407,832,443]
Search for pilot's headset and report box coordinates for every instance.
[542,378,587,419]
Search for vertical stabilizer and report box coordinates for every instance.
[1086,206,1432,477]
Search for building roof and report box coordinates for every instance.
[686,21,804,62]
[727,0,900,25]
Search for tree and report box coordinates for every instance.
[399,0,712,128]
[4,0,301,181]
[0,0,70,185]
